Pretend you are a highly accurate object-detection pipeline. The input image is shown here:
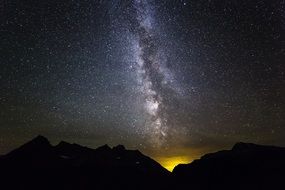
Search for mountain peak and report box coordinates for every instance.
[1,137,170,190]
[25,135,51,148]
[96,144,111,151]
[33,135,49,143]
[56,141,71,147]
[6,135,51,157]
[113,144,126,152]
[232,142,260,151]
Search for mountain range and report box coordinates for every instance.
[0,135,284,190]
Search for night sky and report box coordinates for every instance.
[1,0,285,170]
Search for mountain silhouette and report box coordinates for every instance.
[0,135,169,190]
[1,137,285,190]
[172,142,285,190]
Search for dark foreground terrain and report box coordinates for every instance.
[0,136,284,190]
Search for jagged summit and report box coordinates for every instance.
[0,135,169,190]
[26,135,51,147]
[6,135,51,156]
[56,140,71,147]
[95,144,112,152]
[232,142,262,151]
[173,142,285,190]
[2,135,285,190]
[113,144,126,151]
[55,140,90,150]
[32,135,50,143]
[231,142,283,151]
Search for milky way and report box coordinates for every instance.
[131,0,182,146]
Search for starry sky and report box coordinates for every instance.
[1,0,285,170]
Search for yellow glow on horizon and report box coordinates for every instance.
[156,156,193,171]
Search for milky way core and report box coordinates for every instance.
[131,0,181,146]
